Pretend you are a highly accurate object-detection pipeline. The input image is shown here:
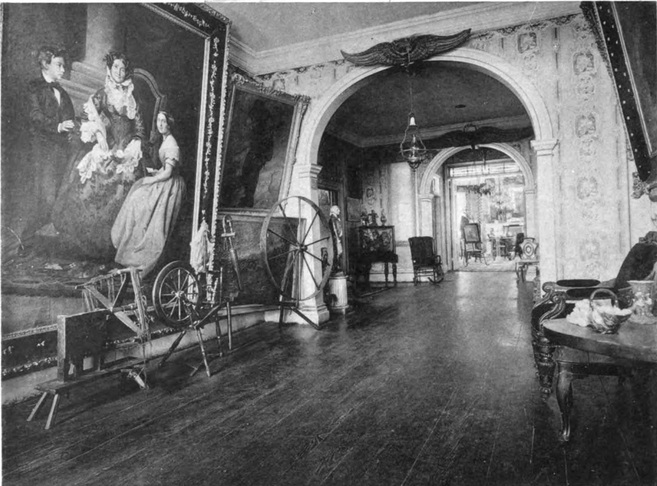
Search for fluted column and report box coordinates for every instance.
[287,163,330,325]
[388,162,416,281]
[531,139,559,285]
[418,193,435,237]
[524,187,537,239]
[389,162,416,241]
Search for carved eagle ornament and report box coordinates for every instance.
[341,30,471,67]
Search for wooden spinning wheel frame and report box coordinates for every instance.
[260,196,334,327]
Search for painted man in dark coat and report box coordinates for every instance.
[27,45,76,230]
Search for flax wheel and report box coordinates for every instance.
[152,261,202,328]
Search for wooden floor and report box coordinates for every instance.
[3,272,656,486]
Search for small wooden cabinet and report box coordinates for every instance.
[356,226,398,286]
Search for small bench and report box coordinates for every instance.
[26,310,146,429]
[27,357,144,429]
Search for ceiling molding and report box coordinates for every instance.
[227,37,254,74]
[327,114,531,149]
[222,2,581,75]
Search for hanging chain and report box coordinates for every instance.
[407,51,415,115]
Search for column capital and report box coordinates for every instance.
[295,163,322,181]
[531,139,559,156]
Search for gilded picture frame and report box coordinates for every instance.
[217,72,310,213]
[0,3,230,378]
[583,2,657,181]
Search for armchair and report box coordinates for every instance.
[531,232,657,398]
[408,236,444,285]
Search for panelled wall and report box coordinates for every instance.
[257,12,653,285]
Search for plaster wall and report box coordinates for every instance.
[257,13,652,285]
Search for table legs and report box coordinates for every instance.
[556,367,574,442]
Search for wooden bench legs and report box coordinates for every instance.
[27,391,62,430]
[26,358,144,430]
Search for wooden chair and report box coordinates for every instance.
[408,236,444,285]
[532,236,657,440]
[533,237,657,395]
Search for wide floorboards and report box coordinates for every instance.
[3,272,656,485]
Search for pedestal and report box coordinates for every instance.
[327,275,349,314]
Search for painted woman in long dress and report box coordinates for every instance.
[111,111,186,277]
[52,51,145,259]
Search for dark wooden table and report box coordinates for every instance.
[543,318,657,443]
[543,318,657,364]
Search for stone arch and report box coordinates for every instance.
[297,47,555,169]
[294,46,560,312]
[419,143,535,195]
[417,143,538,264]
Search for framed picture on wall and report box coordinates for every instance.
[218,72,310,212]
[583,2,657,181]
[346,197,361,222]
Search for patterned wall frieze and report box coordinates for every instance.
[230,72,310,106]
[495,14,578,37]
[468,32,495,51]
[572,49,597,101]
[257,14,580,94]
[517,31,539,77]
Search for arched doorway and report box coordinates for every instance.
[419,143,536,271]
[295,48,557,322]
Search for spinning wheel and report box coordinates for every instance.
[260,196,334,327]
[152,260,203,329]
[151,216,242,377]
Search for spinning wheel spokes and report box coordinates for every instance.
[153,261,202,328]
[301,252,320,290]
[260,196,334,302]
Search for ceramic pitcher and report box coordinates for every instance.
[627,280,657,324]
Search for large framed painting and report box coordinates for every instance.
[2,3,229,266]
[218,72,310,212]
[582,2,657,182]
[0,3,229,378]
